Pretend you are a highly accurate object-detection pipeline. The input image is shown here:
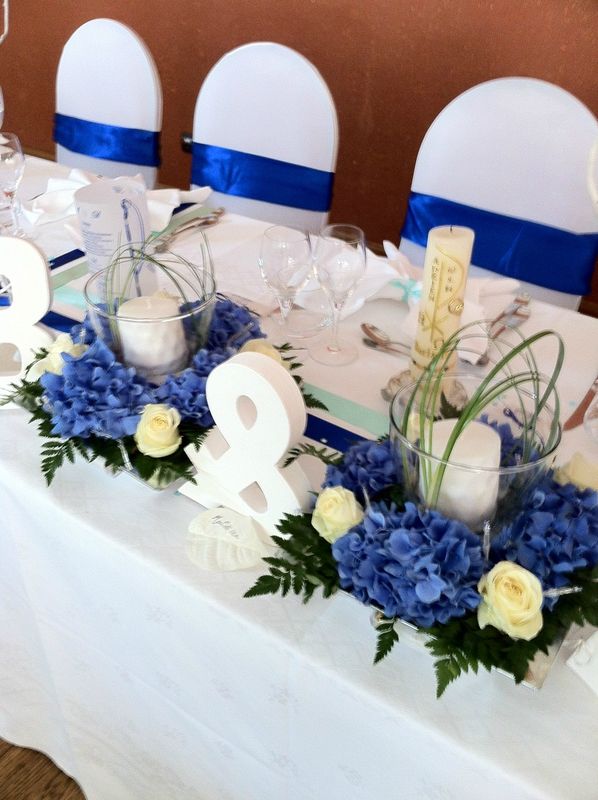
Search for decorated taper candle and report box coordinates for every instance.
[410,226,475,379]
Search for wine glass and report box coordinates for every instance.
[0,132,25,236]
[309,223,366,366]
[258,225,314,326]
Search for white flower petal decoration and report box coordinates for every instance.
[187,508,274,571]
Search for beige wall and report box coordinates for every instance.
[1,0,597,305]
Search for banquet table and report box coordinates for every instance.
[1,157,598,800]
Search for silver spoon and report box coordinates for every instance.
[362,338,411,356]
[361,322,409,349]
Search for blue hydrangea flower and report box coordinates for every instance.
[324,438,399,504]
[207,297,264,350]
[491,475,598,608]
[154,349,230,427]
[69,312,104,346]
[332,502,484,627]
[41,338,152,439]
[44,296,271,444]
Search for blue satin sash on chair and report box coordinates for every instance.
[402,191,598,295]
[191,142,334,212]
[53,113,160,167]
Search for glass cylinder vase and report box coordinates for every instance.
[389,373,561,533]
[84,244,216,384]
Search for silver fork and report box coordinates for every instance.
[151,208,225,253]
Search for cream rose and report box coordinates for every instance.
[28,334,87,380]
[239,339,289,369]
[134,404,182,458]
[554,452,598,492]
[477,561,543,640]
[311,486,364,544]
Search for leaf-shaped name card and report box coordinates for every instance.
[187,508,275,571]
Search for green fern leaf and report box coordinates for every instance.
[302,392,328,410]
[435,657,462,698]
[374,620,399,664]
[243,575,282,598]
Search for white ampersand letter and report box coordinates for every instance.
[180,351,311,536]
[0,238,54,408]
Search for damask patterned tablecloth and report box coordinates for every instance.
[1,157,598,799]
[1,407,598,800]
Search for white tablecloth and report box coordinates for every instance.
[1,158,598,800]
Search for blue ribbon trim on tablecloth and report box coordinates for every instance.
[401,191,598,295]
[49,249,85,270]
[53,113,161,167]
[305,414,368,452]
[40,310,79,333]
[191,143,334,212]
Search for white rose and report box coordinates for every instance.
[27,333,87,379]
[312,486,364,544]
[554,452,598,492]
[477,561,543,640]
[134,404,182,458]
[239,339,289,369]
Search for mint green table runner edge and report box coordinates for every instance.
[303,383,388,439]
[52,261,88,289]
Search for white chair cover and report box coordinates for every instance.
[399,77,598,309]
[191,42,338,233]
[55,18,162,188]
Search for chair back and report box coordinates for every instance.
[55,18,162,188]
[399,77,598,308]
[191,42,338,232]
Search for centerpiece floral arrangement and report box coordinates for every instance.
[1,243,323,487]
[245,325,598,696]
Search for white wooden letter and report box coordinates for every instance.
[0,238,54,407]
[180,351,311,535]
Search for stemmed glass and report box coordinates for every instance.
[258,225,314,326]
[0,132,25,236]
[309,223,366,366]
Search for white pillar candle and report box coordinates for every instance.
[116,291,187,382]
[411,225,475,378]
[422,418,501,530]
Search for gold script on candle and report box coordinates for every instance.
[411,225,475,378]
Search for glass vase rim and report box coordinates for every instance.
[83,267,217,325]
[389,373,562,475]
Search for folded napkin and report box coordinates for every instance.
[382,241,520,364]
[20,168,212,232]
